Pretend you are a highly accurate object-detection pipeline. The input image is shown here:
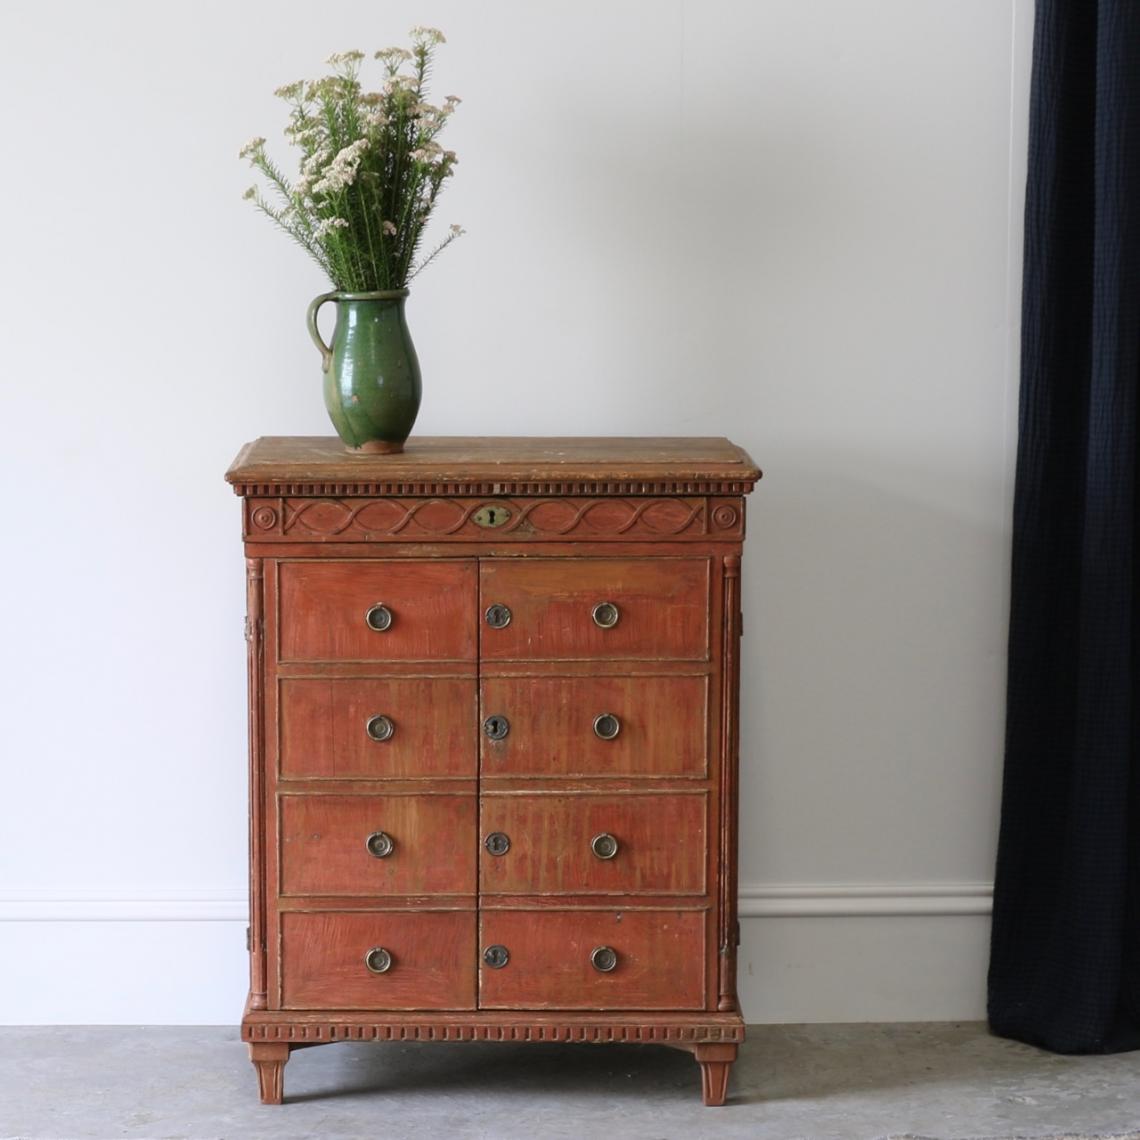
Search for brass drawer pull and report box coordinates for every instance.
[365,714,395,742]
[364,946,393,974]
[591,601,620,629]
[483,714,510,741]
[590,832,619,860]
[365,831,395,858]
[485,603,512,629]
[484,831,511,856]
[593,713,621,740]
[483,944,510,969]
[364,603,393,632]
[591,946,618,973]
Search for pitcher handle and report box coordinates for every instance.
[306,292,337,372]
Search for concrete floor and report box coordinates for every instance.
[1,1023,1138,1140]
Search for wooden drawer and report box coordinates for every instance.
[479,793,706,895]
[281,911,475,1010]
[278,560,476,662]
[479,559,710,661]
[478,909,705,1010]
[280,677,476,779]
[480,675,707,778]
[280,794,475,897]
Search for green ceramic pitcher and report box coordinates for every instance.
[306,289,422,454]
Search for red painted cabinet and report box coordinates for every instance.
[227,436,759,1106]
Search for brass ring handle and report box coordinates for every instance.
[365,831,394,858]
[591,946,618,973]
[591,601,620,629]
[590,832,619,860]
[366,714,395,742]
[364,946,392,974]
[365,603,393,632]
[485,603,512,629]
[593,713,621,740]
[483,944,510,969]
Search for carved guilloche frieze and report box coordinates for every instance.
[244,495,745,542]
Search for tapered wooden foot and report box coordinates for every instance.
[693,1042,737,1106]
[249,1042,290,1104]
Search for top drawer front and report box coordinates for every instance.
[480,559,710,661]
[278,561,476,662]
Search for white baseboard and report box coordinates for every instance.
[740,881,993,917]
[0,888,248,922]
[0,882,994,922]
[0,883,995,1023]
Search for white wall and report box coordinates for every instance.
[0,0,1032,1023]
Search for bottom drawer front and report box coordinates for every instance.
[281,911,476,1010]
[479,910,705,1010]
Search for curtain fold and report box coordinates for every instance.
[989,0,1140,1052]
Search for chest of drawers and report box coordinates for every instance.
[225,436,760,1106]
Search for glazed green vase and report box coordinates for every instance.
[306,289,422,453]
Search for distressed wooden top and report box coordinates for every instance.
[226,436,761,497]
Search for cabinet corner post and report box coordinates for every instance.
[718,553,742,1013]
[245,556,268,1010]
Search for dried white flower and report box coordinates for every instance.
[242,186,257,201]
[410,26,446,45]
[314,216,350,238]
[274,81,304,101]
[375,47,413,64]
[307,75,351,100]
[444,95,462,110]
[301,143,332,175]
[285,126,320,150]
[326,50,365,66]
[449,224,464,236]
[239,137,266,160]
[312,138,369,195]
[382,220,398,236]
[409,140,443,163]
[414,103,447,129]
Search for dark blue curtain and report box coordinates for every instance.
[989,0,1140,1052]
